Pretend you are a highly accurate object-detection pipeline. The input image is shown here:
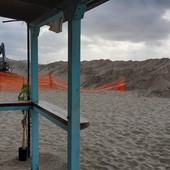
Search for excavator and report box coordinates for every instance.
[0,43,10,72]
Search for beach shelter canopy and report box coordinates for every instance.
[0,0,107,22]
[0,1,108,170]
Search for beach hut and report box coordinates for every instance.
[0,0,108,169]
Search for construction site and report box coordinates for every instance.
[0,43,126,92]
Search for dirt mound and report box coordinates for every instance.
[7,58,170,96]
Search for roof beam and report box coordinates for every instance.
[87,0,109,11]
[30,8,64,28]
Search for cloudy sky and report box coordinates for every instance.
[1,0,170,64]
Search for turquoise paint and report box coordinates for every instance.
[68,4,86,170]
[31,108,39,170]
[34,107,68,131]
[30,26,40,170]
[30,26,39,103]
[0,106,32,111]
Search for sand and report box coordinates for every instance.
[0,90,170,170]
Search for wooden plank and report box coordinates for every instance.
[0,100,89,130]
[30,26,40,170]
[87,0,109,11]
[34,106,68,131]
[33,100,89,130]
[0,101,33,107]
[0,101,33,111]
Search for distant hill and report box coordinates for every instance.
[7,58,170,97]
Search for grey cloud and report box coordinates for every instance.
[39,26,67,51]
[1,1,170,63]
[0,16,68,63]
[82,0,170,43]
[0,18,27,60]
[39,24,68,62]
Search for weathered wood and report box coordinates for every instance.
[0,101,33,111]
[0,101,32,107]
[0,100,89,130]
[33,100,89,130]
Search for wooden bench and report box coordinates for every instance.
[0,100,89,131]
[0,101,33,111]
[33,100,89,130]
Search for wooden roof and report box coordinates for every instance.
[0,0,108,23]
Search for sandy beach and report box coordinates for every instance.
[0,90,170,170]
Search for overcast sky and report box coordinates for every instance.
[1,0,170,64]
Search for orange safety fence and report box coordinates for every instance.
[0,72,26,91]
[0,72,126,91]
[38,73,67,90]
[81,77,126,91]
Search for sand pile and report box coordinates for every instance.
[7,58,170,96]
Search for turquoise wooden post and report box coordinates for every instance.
[68,4,86,170]
[30,26,40,170]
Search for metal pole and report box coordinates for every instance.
[27,23,31,158]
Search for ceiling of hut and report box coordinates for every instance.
[0,0,108,23]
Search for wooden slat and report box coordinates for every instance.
[87,0,109,11]
[33,100,89,130]
[0,100,89,130]
[0,101,33,107]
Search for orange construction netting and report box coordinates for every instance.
[0,72,126,91]
[82,77,126,91]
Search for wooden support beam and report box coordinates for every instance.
[67,3,86,170]
[30,26,40,170]
[34,100,89,131]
